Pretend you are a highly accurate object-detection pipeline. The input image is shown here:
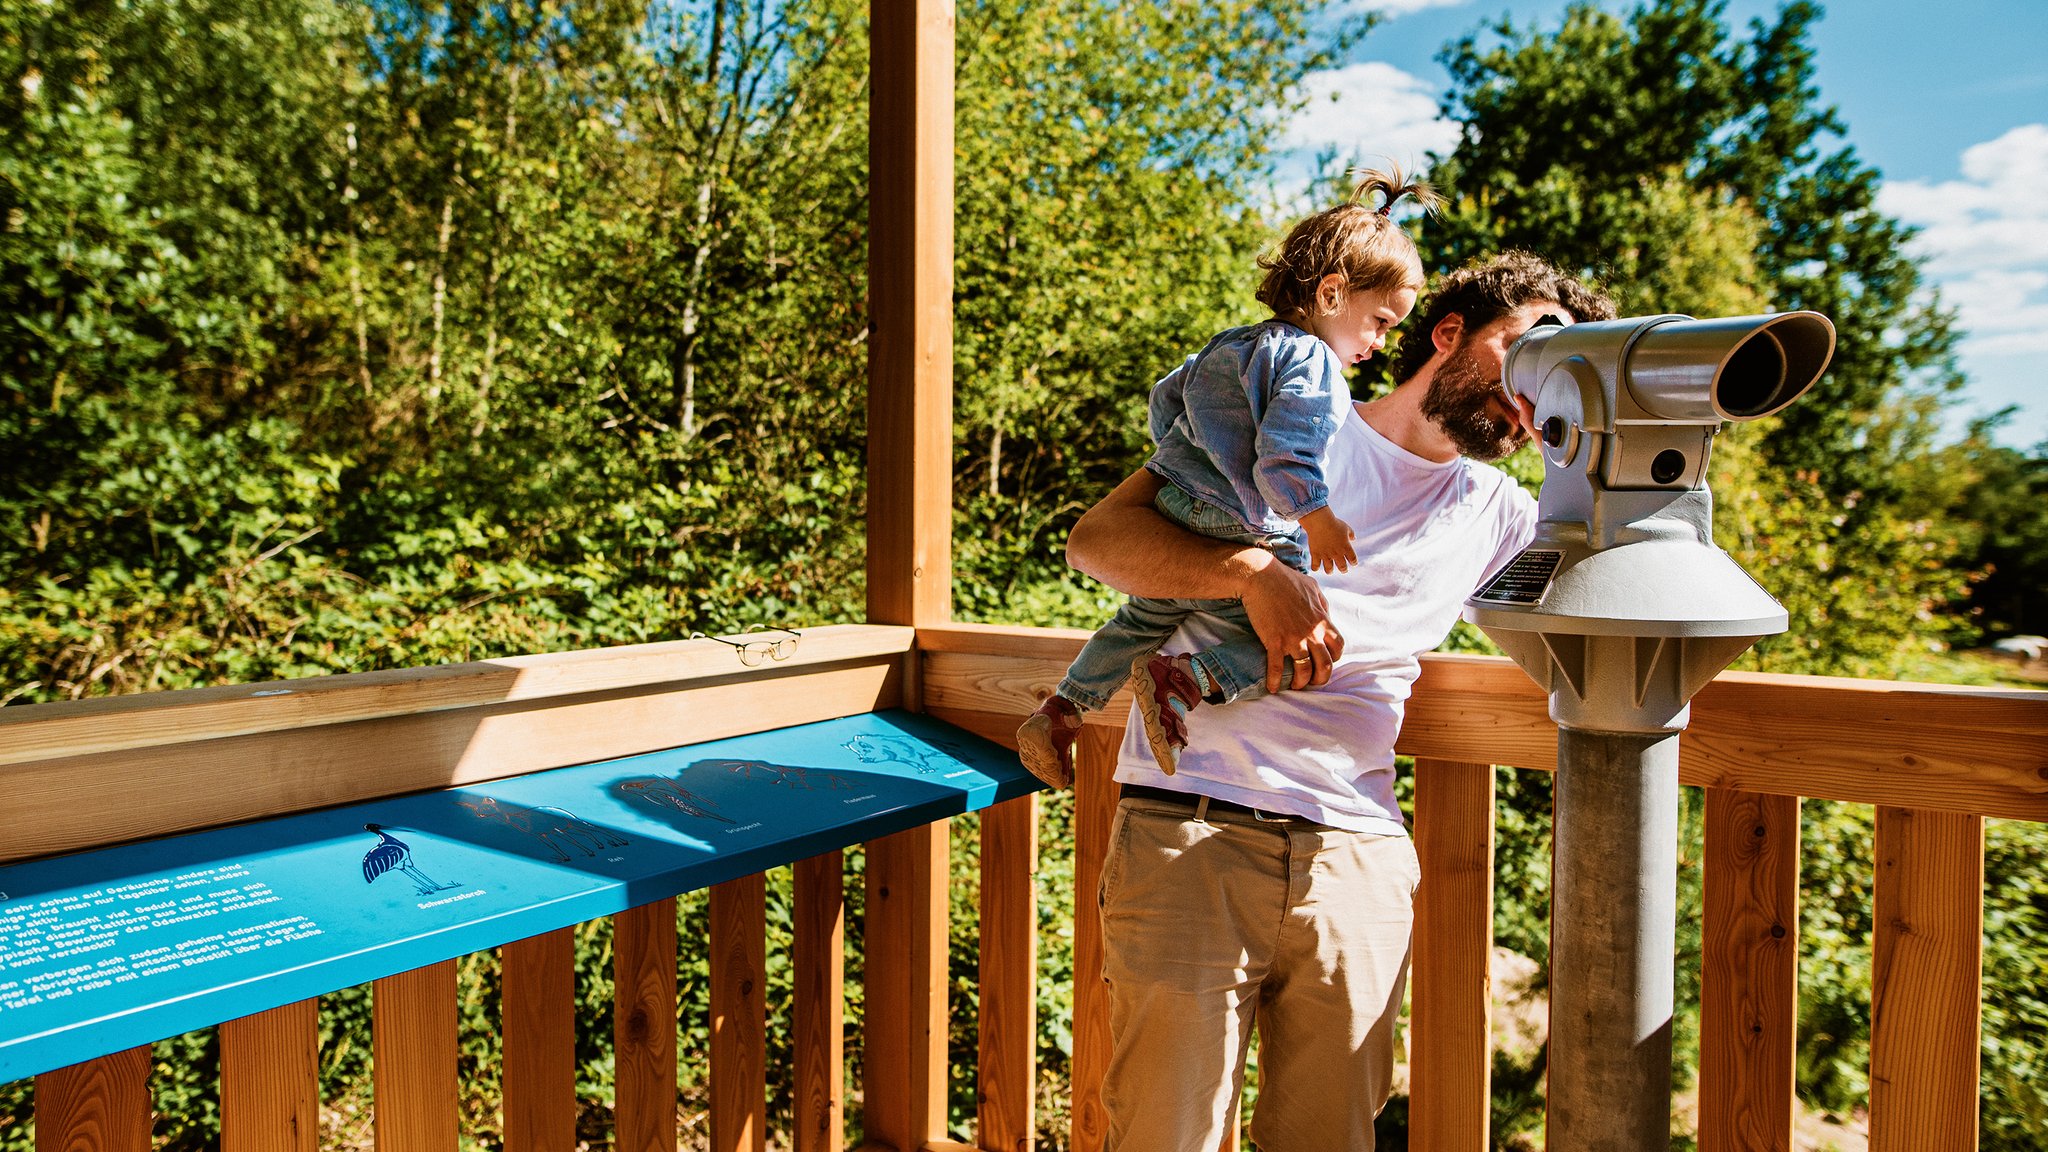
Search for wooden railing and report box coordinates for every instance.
[7,621,2047,1150]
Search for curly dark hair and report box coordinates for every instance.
[1254,167,1443,319]
[1391,251,1618,382]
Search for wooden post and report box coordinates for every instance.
[615,898,679,1152]
[1699,789,1800,1152]
[221,998,321,1152]
[1410,759,1497,1152]
[1068,726,1123,1152]
[712,875,768,1152]
[866,0,955,631]
[794,851,847,1152]
[34,1046,152,1152]
[861,823,950,1150]
[1869,807,1983,1152]
[373,961,458,1152]
[502,929,577,1152]
[978,794,1039,1151]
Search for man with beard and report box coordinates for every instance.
[1062,251,1614,1151]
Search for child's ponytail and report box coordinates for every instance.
[1255,162,1444,319]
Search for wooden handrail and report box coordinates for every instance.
[17,621,2047,1150]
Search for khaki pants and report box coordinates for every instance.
[1099,797,1419,1152]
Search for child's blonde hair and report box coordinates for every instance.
[1256,166,1441,319]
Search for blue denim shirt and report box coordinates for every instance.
[1144,321,1350,535]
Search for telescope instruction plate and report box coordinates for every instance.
[1474,548,1564,606]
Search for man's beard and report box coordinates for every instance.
[1421,343,1525,461]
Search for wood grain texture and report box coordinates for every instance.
[918,644,2048,820]
[1,658,902,864]
[862,821,950,1150]
[1067,726,1123,1152]
[501,929,576,1152]
[1869,807,1983,1152]
[712,875,768,1152]
[221,998,320,1152]
[865,0,954,629]
[1409,760,1496,1152]
[34,1046,151,1152]
[615,898,679,1152]
[372,960,458,1152]
[794,851,846,1152]
[1699,790,1800,1152]
[0,624,911,766]
[978,794,1038,1152]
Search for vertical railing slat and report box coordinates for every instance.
[34,1046,152,1152]
[615,898,679,1152]
[502,928,576,1152]
[1410,758,1497,1152]
[712,874,768,1152]
[795,851,846,1152]
[373,960,458,1152]
[1068,725,1122,1152]
[978,793,1038,1152]
[221,998,319,1152]
[1870,806,1984,1152]
[1699,789,1800,1152]
[862,821,949,1150]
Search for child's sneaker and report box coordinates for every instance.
[1016,695,1082,789]
[1131,654,1202,775]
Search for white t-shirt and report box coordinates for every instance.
[1113,403,1537,835]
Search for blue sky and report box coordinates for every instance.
[1278,0,2048,448]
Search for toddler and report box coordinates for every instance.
[1017,169,1439,787]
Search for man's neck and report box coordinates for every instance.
[1356,374,1460,463]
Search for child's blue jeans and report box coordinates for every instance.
[1055,483,1308,711]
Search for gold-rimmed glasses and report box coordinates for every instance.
[689,627,802,666]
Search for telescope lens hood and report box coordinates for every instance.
[1626,311,1836,422]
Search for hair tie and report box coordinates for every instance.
[1375,201,1394,218]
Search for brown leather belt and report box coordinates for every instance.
[1119,783,1318,824]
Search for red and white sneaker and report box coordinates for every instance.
[1016,695,1082,789]
[1130,654,1202,775]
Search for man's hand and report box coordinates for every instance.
[1239,551,1344,692]
[1299,506,1357,574]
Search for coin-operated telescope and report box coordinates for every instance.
[1463,311,1834,1150]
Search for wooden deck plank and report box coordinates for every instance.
[1409,759,1496,1152]
[865,0,954,630]
[34,1046,151,1152]
[862,821,950,1149]
[0,624,913,766]
[2,659,904,865]
[712,875,768,1152]
[794,851,846,1152]
[501,929,576,1152]
[372,960,458,1152]
[220,998,320,1152]
[978,794,1038,1152]
[1699,790,1800,1152]
[1869,807,1983,1152]
[614,899,679,1152]
[1068,725,1123,1152]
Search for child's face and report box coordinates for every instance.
[1310,279,1418,367]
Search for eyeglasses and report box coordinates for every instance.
[689,627,802,666]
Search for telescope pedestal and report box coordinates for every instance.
[1547,727,1680,1152]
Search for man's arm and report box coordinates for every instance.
[1065,468,1344,691]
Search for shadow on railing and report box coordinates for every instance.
[4,621,2045,1151]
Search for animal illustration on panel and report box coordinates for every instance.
[361,824,462,896]
[457,796,629,863]
[700,757,853,792]
[841,732,956,776]
[617,777,736,823]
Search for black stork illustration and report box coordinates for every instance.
[361,823,461,896]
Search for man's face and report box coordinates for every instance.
[1420,302,1564,462]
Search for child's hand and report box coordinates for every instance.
[1300,506,1356,574]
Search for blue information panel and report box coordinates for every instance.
[0,709,1038,1081]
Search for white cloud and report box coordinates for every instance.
[1875,124,2048,436]
[1280,62,1461,171]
